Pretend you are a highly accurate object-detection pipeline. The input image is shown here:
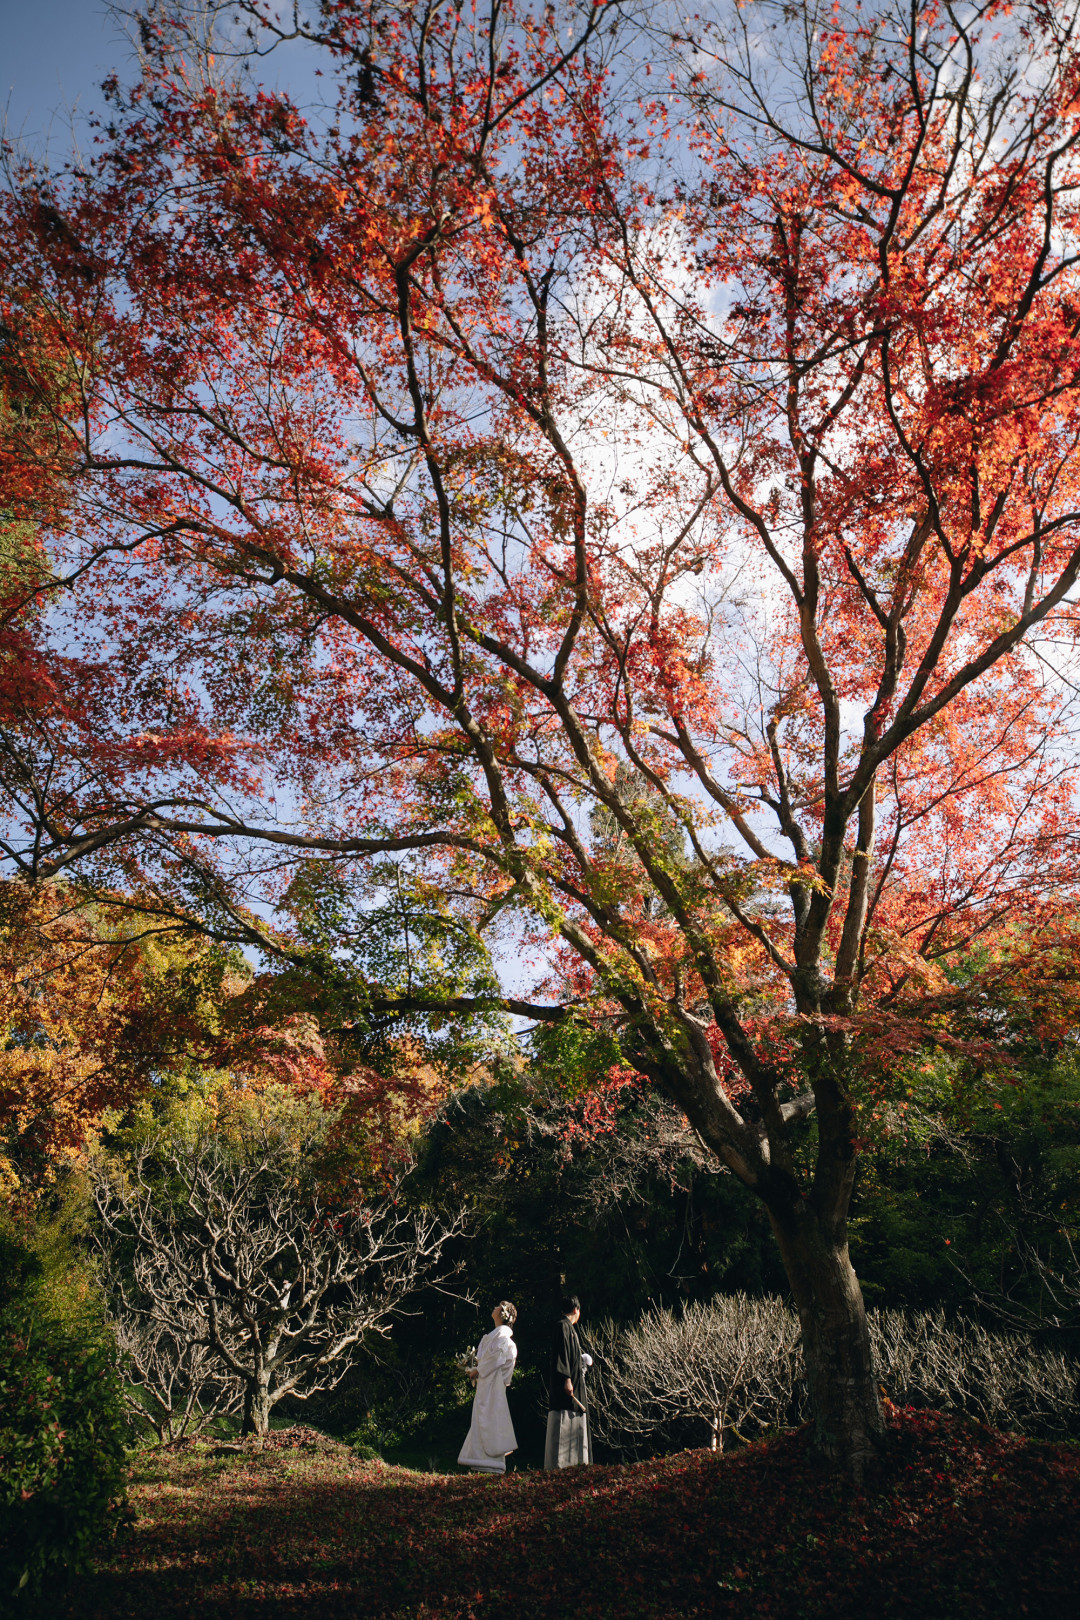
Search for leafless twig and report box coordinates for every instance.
[91,1112,466,1435]
[588,1296,1080,1456]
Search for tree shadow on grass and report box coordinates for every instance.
[35,1413,1080,1620]
[31,1453,736,1620]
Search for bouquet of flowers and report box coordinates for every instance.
[454,1348,479,1386]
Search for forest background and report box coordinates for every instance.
[3,0,1080,1603]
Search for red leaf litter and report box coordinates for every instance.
[38,1408,1079,1618]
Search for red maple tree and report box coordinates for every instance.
[4,0,1080,1468]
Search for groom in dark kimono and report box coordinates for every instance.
[544,1293,590,1468]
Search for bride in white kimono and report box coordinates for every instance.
[458,1301,518,1473]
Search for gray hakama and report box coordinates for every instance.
[545,1313,591,1468]
[544,1407,590,1468]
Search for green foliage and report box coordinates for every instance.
[106,1072,330,1162]
[7,1179,102,1340]
[100,1073,387,1215]
[269,856,510,1077]
[850,1051,1080,1314]
[328,1346,469,1459]
[0,1199,128,1601]
[528,1022,624,1102]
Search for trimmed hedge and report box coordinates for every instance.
[0,1229,128,1601]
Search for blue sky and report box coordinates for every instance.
[1,0,129,150]
[2,1,328,157]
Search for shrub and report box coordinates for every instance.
[587,1295,804,1457]
[869,1308,1080,1438]
[0,1220,128,1601]
[588,1297,1080,1458]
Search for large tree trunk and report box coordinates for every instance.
[241,1378,272,1437]
[658,1040,887,1476]
[769,1202,884,1479]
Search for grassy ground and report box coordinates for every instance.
[34,1406,1080,1619]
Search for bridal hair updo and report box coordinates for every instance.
[497,1300,517,1326]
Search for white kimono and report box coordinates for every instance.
[458,1324,518,1472]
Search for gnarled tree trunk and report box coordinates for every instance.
[769,1205,884,1475]
[242,1375,272,1438]
[668,1025,885,1478]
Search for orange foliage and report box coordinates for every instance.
[1,1,1078,1120]
[0,883,173,1198]
[5,0,1080,1449]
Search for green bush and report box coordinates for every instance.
[0,1221,128,1602]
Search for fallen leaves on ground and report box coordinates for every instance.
[35,1408,1080,1618]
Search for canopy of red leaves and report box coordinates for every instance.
[8,8,1080,1419]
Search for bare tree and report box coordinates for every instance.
[589,1299,1080,1458]
[108,1301,243,1444]
[588,1296,805,1457]
[870,1310,1080,1439]
[92,1101,466,1435]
